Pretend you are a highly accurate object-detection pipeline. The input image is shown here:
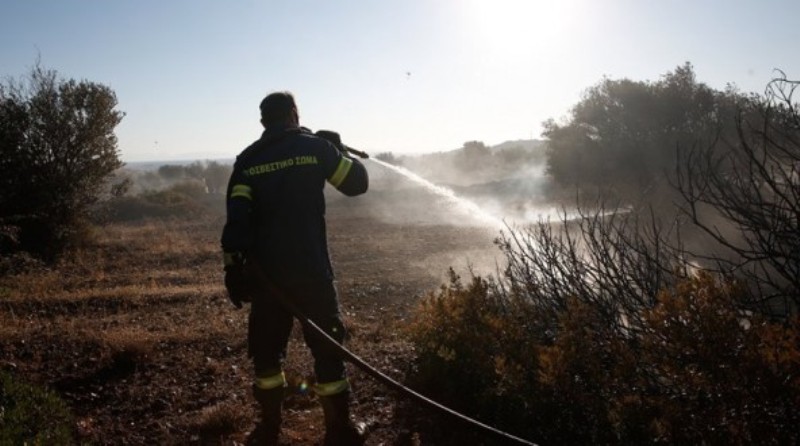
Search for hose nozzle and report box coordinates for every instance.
[344,146,369,159]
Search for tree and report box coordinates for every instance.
[203,161,231,194]
[374,151,398,164]
[157,164,185,180]
[543,63,743,200]
[455,140,492,172]
[0,63,124,259]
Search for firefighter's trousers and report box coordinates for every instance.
[248,276,347,384]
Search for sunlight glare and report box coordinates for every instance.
[466,0,576,60]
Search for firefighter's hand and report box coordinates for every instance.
[315,130,346,153]
[224,265,247,309]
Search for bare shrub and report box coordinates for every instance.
[675,74,800,312]
[497,204,689,339]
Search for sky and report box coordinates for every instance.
[1,0,799,162]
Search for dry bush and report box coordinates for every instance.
[534,297,637,444]
[536,273,800,444]
[629,273,800,444]
[407,270,800,444]
[405,270,541,443]
[406,270,507,405]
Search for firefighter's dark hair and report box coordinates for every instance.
[259,91,296,126]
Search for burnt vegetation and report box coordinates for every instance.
[1,62,799,445]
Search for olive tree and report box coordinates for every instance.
[0,63,124,259]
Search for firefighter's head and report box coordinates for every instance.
[260,91,299,128]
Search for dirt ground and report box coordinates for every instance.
[0,167,506,445]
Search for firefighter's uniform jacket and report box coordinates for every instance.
[221,124,368,393]
[222,125,368,277]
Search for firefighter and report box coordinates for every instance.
[221,91,368,445]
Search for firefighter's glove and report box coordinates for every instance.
[223,252,250,309]
[224,264,247,308]
[315,130,346,154]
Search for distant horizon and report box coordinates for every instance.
[120,137,547,165]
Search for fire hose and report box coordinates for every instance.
[250,263,538,446]
[343,145,369,159]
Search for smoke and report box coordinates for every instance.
[368,158,506,229]
[358,153,561,281]
[364,153,580,231]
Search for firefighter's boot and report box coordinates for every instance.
[248,385,284,446]
[319,391,365,446]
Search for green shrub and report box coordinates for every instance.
[0,370,74,445]
[0,63,123,260]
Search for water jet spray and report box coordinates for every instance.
[367,157,506,229]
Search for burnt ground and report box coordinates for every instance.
[0,166,508,445]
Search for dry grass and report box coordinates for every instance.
[0,191,500,444]
[188,399,253,437]
[1,217,250,442]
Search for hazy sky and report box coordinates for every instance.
[2,0,798,162]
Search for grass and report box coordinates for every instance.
[0,217,246,443]
[0,369,74,445]
[0,195,499,444]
